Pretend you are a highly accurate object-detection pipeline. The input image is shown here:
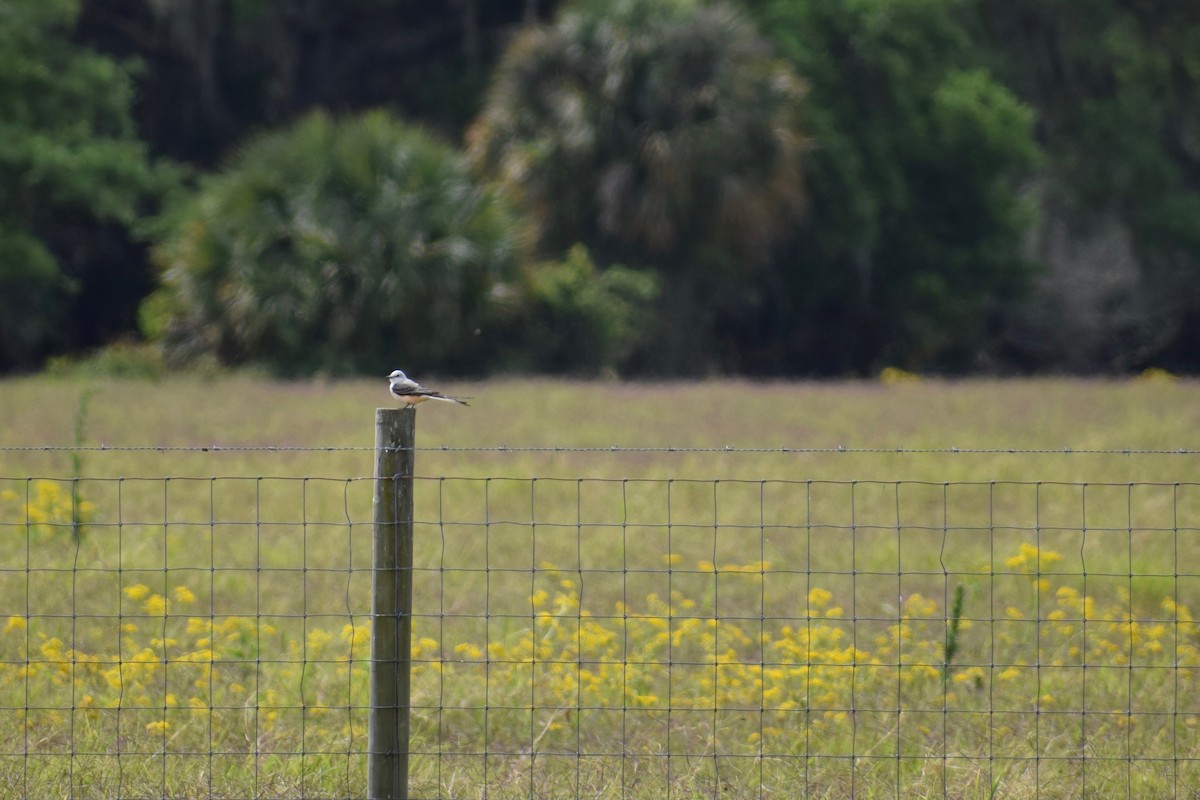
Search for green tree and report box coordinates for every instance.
[492,244,659,375]
[78,0,566,166]
[749,0,1040,372]
[146,110,519,375]
[0,0,168,370]
[469,0,807,373]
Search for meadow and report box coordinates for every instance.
[1,373,1199,799]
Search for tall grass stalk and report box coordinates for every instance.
[69,388,92,542]
[942,582,965,682]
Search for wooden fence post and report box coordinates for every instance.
[369,407,415,799]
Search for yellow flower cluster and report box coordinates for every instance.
[2,542,1198,792]
[1,480,94,539]
[412,547,1200,754]
[1,580,366,750]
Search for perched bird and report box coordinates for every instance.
[387,369,470,407]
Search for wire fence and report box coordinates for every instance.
[2,431,1200,798]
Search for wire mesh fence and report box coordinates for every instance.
[2,438,1200,798]
[0,472,374,798]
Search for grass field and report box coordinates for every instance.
[1,374,1199,798]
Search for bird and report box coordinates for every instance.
[387,369,470,407]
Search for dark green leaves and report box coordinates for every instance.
[149,111,519,375]
[0,0,170,369]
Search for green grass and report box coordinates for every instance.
[1,374,1199,798]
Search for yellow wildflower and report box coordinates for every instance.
[306,629,333,651]
[807,588,833,609]
[1005,543,1063,571]
[39,637,64,660]
[185,618,211,636]
[879,366,921,384]
[142,595,168,616]
[454,643,483,660]
[341,623,371,649]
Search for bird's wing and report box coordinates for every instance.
[390,381,426,397]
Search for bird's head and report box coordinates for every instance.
[387,369,407,383]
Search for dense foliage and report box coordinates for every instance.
[76,0,561,165]
[748,0,1040,372]
[493,245,660,375]
[470,0,807,371]
[0,0,171,370]
[148,111,517,375]
[1,0,1198,375]
[978,0,1200,371]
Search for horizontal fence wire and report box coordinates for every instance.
[2,450,1200,798]
[1,445,1200,454]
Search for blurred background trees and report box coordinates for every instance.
[0,0,172,371]
[978,0,1200,372]
[469,0,807,372]
[747,0,1040,373]
[489,244,659,375]
[2,0,1198,377]
[147,110,518,375]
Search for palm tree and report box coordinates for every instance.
[148,110,518,375]
[470,0,806,276]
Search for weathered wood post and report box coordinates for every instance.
[369,407,415,799]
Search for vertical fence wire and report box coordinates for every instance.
[1080,483,1089,800]
[2,459,1200,798]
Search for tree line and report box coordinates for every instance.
[3,0,1198,376]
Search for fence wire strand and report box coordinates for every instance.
[2,444,1200,455]
[2,452,1200,798]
